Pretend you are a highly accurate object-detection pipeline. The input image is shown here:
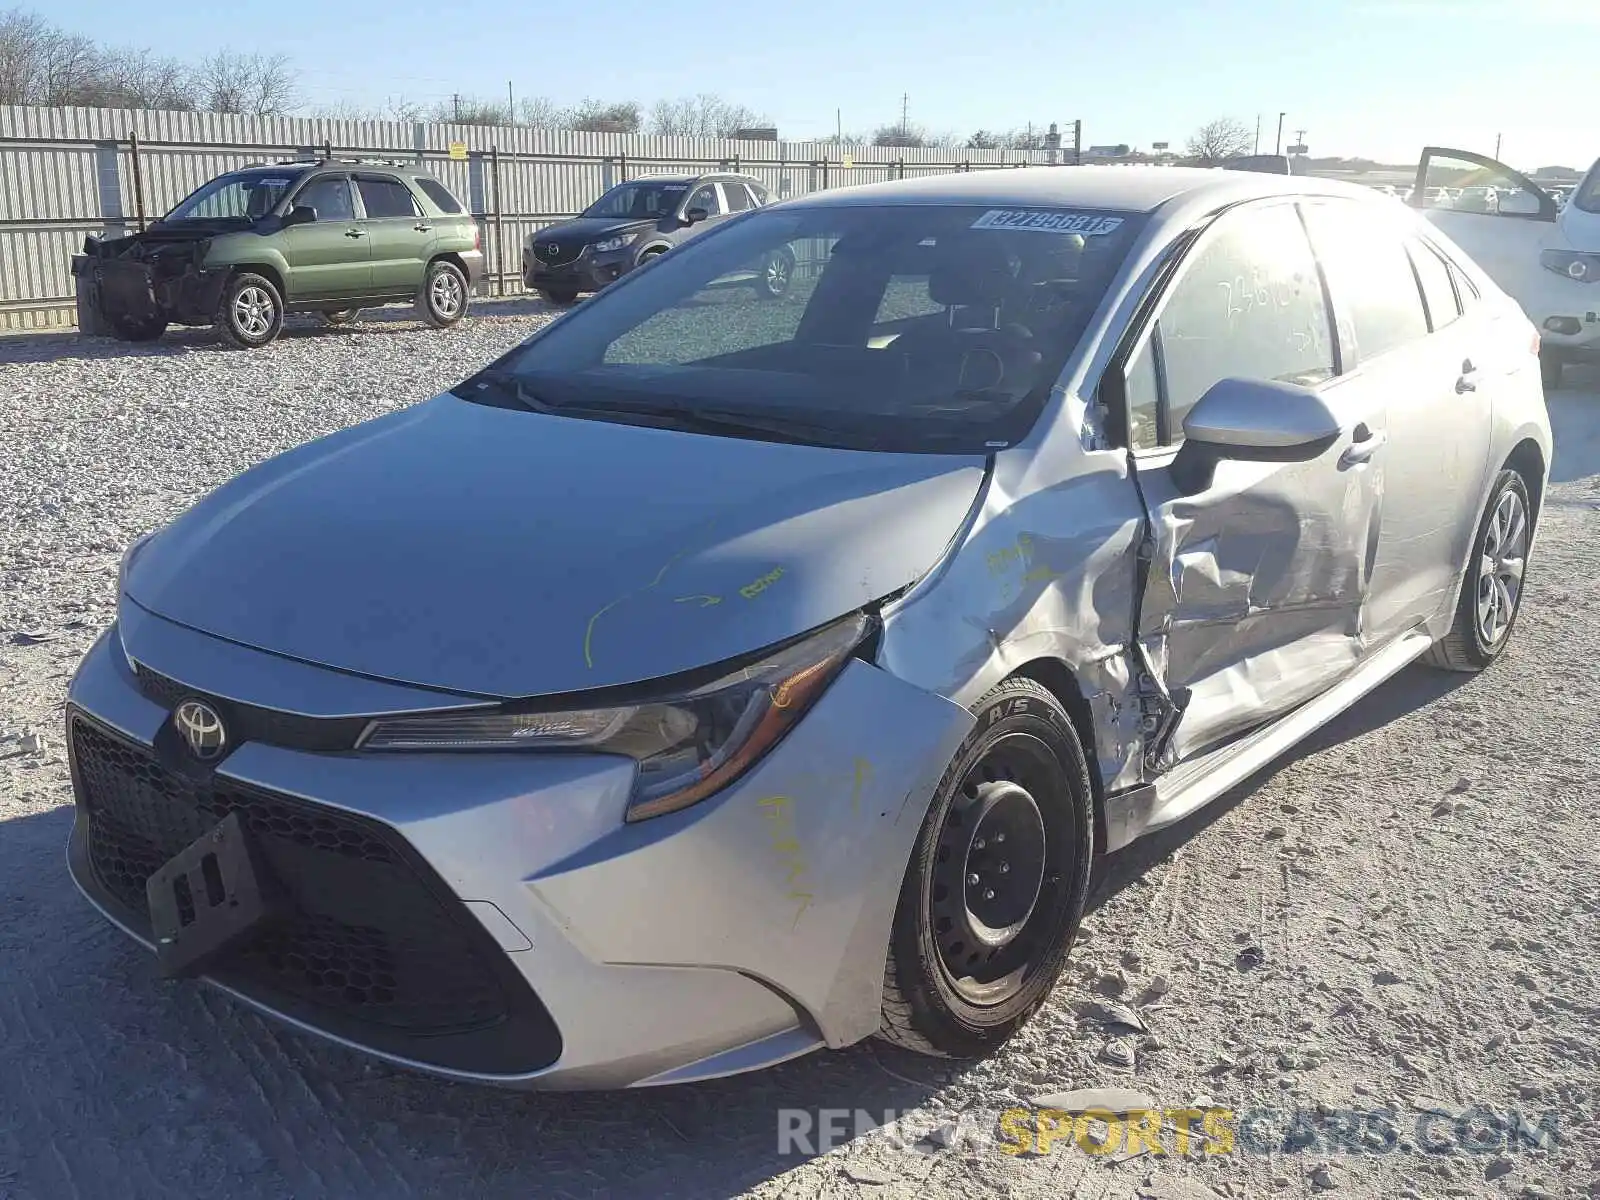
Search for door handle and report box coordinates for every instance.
[1456,358,1482,393]
[413,223,433,232]
[1340,423,1386,466]
[344,229,366,238]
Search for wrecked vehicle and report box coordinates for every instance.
[73,160,483,348]
[65,167,1549,1089]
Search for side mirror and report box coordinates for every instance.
[683,207,709,226]
[1183,377,1341,458]
[284,205,317,227]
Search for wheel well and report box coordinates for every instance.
[1505,438,1546,520]
[1011,657,1107,852]
[428,252,470,281]
[229,264,286,300]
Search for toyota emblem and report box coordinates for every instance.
[173,699,227,762]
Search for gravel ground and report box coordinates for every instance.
[1,309,1598,1200]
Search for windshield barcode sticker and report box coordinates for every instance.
[971,210,1124,235]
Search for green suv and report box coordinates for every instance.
[75,159,484,348]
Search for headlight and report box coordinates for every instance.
[360,614,873,821]
[591,234,631,254]
[1540,250,1600,283]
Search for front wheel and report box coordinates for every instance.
[417,260,468,328]
[537,287,579,307]
[877,676,1094,1058]
[755,247,796,299]
[215,273,283,349]
[106,313,168,343]
[1423,468,1532,672]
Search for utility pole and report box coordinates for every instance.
[1494,131,1503,160]
[901,93,909,140]
[836,108,841,143]
[1275,112,1286,157]
[507,81,514,124]
[1073,118,1082,165]
[452,93,460,121]
[1293,129,1307,155]
[1254,114,1262,155]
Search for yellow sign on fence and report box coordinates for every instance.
[842,153,854,168]
[448,141,468,161]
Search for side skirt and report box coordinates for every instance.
[1103,627,1434,851]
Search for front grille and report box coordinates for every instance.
[70,712,562,1073]
[537,240,579,266]
[134,664,367,752]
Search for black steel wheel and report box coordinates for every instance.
[106,313,168,343]
[878,676,1094,1058]
[320,308,360,326]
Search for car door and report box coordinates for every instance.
[279,174,370,301]
[671,181,727,247]
[1410,148,1558,301]
[354,174,430,295]
[1117,200,1387,766]
[1300,199,1499,644]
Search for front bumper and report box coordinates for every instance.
[522,246,632,294]
[65,608,971,1089]
[77,256,228,328]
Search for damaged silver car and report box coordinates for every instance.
[65,166,1550,1088]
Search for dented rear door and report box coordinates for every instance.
[1125,200,1386,767]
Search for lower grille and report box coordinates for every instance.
[69,711,562,1073]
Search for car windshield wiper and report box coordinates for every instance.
[549,397,855,446]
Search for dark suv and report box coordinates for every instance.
[76,159,484,348]
[523,172,787,304]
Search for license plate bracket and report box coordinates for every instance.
[146,810,284,978]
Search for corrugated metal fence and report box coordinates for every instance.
[0,104,1058,330]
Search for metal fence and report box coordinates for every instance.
[0,104,1059,330]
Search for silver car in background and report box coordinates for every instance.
[66,166,1550,1089]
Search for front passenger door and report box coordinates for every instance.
[674,182,726,246]
[1122,201,1386,766]
[279,174,370,300]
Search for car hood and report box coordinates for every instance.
[528,217,653,249]
[124,395,987,699]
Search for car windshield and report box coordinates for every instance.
[582,181,692,220]
[164,169,304,223]
[465,202,1145,453]
[1573,159,1600,214]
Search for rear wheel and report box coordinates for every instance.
[215,273,283,349]
[537,287,579,306]
[877,676,1094,1058]
[755,247,795,299]
[417,260,468,328]
[1423,468,1532,672]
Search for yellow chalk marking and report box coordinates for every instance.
[675,594,722,607]
[850,757,872,813]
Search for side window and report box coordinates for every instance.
[357,176,421,219]
[747,181,770,206]
[686,183,722,216]
[1124,336,1161,451]
[721,183,752,213]
[1301,201,1429,364]
[413,177,465,215]
[1450,263,1480,309]
[292,176,354,222]
[1154,204,1336,438]
[1408,238,1460,331]
[1415,151,1553,218]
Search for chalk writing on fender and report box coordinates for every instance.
[741,566,785,600]
[758,795,815,930]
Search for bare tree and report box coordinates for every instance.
[88,47,196,109]
[566,97,640,133]
[195,50,297,115]
[430,95,509,126]
[36,28,97,105]
[1185,116,1254,166]
[872,122,925,148]
[648,93,766,138]
[0,8,48,103]
[966,129,1001,150]
[516,95,563,128]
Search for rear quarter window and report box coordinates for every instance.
[1301,200,1430,365]
[414,177,466,215]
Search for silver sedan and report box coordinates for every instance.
[66,165,1550,1088]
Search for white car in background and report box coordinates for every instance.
[1413,148,1600,388]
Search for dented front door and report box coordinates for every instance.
[1123,200,1386,768]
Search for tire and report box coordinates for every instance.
[1540,352,1563,391]
[537,287,579,307]
[755,247,796,299]
[106,313,168,343]
[417,260,468,328]
[877,676,1095,1058]
[215,272,283,349]
[1423,468,1532,672]
[320,308,360,326]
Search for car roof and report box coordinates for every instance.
[627,171,762,185]
[780,164,1384,219]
